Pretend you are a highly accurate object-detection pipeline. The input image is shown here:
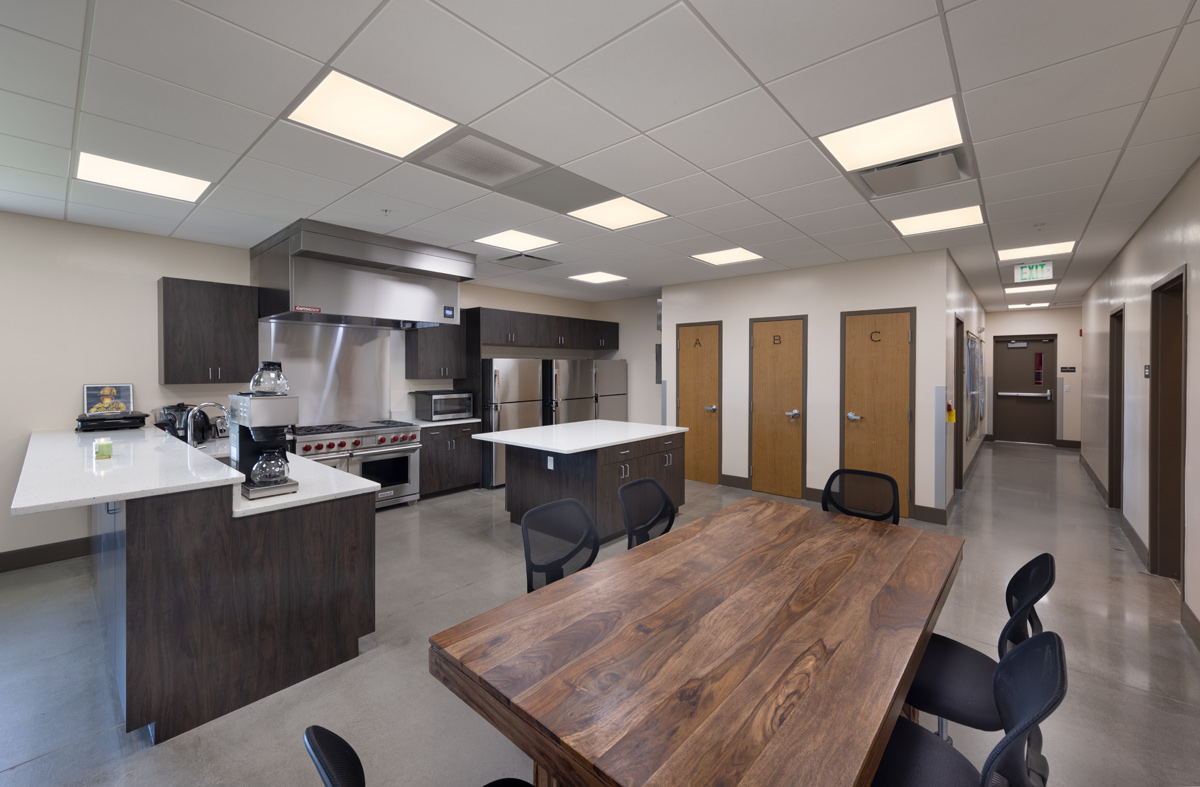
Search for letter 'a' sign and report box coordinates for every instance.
[1015,261,1053,282]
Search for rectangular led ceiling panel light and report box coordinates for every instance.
[692,247,763,265]
[1005,284,1057,294]
[997,241,1075,261]
[818,98,963,172]
[891,205,983,236]
[569,271,627,283]
[568,196,666,230]
[76,152,210,201]
[475,230,557,252]
[1008,303,1050,309]
[289,71,456,158]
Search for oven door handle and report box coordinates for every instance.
[353,445,419,458]
[315,451,351,461]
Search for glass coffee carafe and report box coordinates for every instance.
[249,361,289,396]
[250,448,289,486]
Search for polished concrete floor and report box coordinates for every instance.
[1,442,1198,785]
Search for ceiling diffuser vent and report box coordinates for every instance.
[858,149,966,197]
[493,253,561,271]
[413,130,546,188]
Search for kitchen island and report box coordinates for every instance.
[11,427,379,743]
[474,420,687,542]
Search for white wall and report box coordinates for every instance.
[984,307,1083,442]
[594,296,662,425]
[946,259,987,502]
[1081,157,1200,620]
[661,250,950,509]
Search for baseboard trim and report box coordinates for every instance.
[1080,454,1109,503]
[0,535,100,573]
[909,504,947,525]
[718,474,751,490]
[1183,601,1200,655]
[1054,439,1082,449]
[1117,513,1149,569]
[983,434,995,442]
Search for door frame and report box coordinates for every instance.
[839,307,917,510]
[1108,306,1125,509]
[1149,266,1187,583]
[991,333,1058,445]
[676,321,723,483]
[748,315,808,496]
[954,316,965,489]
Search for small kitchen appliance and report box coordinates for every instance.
[411,390,472,421]
[228,391,301,499]
[76,411,148,432]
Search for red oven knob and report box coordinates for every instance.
[410,433,417,440]
[378,437,386,444]
[302,445,312,452]
[315,443,324,450]
[338,441,346,448]
[400,434,408,441]
[391,435,400,442]
[353,439,361,447]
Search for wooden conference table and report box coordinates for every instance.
[429,498,963,787]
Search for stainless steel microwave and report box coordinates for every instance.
[412,390,473,421]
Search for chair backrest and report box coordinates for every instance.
[520,498,600,593]
[821,469,900,524]
[303,726,365,787]
[980,631,1068,787]
[996,553,1056,657]
[618,478,676,549]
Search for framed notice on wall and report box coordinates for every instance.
[966,333,985,439]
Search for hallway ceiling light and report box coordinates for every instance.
[568,197,666,229]
[1008,303,1050,309]
[997,241,1075,261]
[474,230,557,252]
[76,152,210,201]
[891,205,983,236]
[692,247,763,265]
[818,98,962,172]
[289,71,456,158]
[1005,284,1057,294]
[570,271,627,283]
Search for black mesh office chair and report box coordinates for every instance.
[618,478,676,549]
[303,726,533,787]
[520,498,600,593]
[821,469,900,524]
[873,631,1068,787]
[906,553,1056,740]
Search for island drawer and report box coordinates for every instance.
[598,435,682,466]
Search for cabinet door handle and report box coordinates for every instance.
[663,440,672,445]
[619,450,630,455]
[217,367,221,380]
[461,427,472,432]
[429,431,441,435]
[208,367,212,380]
[452,439,456,450]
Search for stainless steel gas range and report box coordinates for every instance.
[294,420,420,508]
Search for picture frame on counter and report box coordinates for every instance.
[84,384,134,414]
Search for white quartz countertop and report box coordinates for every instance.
[408,416,481,428]
[472,420,687,454]
[231,453,379,518]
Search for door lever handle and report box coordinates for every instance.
[703,405,717,413]
[846,412,862,421]
[785,409,799,420]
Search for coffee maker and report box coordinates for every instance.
[228,392,301,499]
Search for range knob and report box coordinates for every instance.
[338,441,346,448]
[391,435,400,442]
[410,433,417,441]
[352,439,361,447]
[400,434,408,441]
[378,437,386,444]
[302,445,312,452]
[315,443,324,450]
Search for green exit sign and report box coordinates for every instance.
[1016,261,1053,281]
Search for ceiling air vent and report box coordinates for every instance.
[493,253,561,272]
[859,150,964,197]
[412,130,546,189]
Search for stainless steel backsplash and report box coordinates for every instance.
[259,321,389,425]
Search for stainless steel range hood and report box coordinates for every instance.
[249,219,475,329]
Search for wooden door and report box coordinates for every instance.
[843,311,912,518]
[678,323,720,484]
[751,318,805,498]
[992,336,1057,444]
[1150,276,1185,580]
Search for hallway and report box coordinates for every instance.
[0,443,1198,785]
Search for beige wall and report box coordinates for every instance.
[593,296,662,425]
[947,259,987,503]
[1081,157,1200,619]
[984,307,1083,442]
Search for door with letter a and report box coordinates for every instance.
[677,322,720,484]
[842,310,914,518]
[751,317,805,498]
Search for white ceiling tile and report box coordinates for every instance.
[334,0,543,124]
[768,19,955,136]
[1,0,87,49]
[973,104,1140,176]
[1154,21,1200,97]
[754,176,865,220]
[980,151,1120,203]
[632,172,742,215]
[89,0,321,115]
[679,200,778,234]
[78,113,237,181]
[562,136,700,194]
[404,212,505,243]
[67,201,182,236]
[871,180,983,220]
[716,220,806,247]
[993,228,1082,253]
[740,234,826,259]
[690,0,936,83]
[0,90,74,148]
[1192,5,1200,22]
[452,193,556,228]
[558,5,756,131]
[709,142,839,198]
[169,223,271,249]
[82,58,273,155]
[0,188,64,220]
[947,243,997,272]
[1077,220,1141,255]
[1099,169,1186,206]
[366,164,489,211]
[306,206,405,236]
[70,180,195,219]
[0,166,66,200]
[448,241,518,262]
[175,207,289,246]
[516,214,608,243]
[393,227,463,249]
[1130,87,1200,145]
[714,258,789,277]
[659,233,743,257]
[0,27,80,107]
[787,202,882,235]
[652,254,743,279]
[648,89,805,169]
[465,261,519,281]
[988,208,1091,239]
[249,122,398,185]
[835,238,914,261]
[810,222,898,248]
[615,217,707,245]
[964,32,1173,142]
[607,245,689,264]
[985,185,1103,223]
[569,231,648,254]
[473,80,636,166]
[1090,198,1159,226]
[181,0,381,61]
[0,133,70,177]
[1113,134,1200,181]
[902,224,992,251]
[529,243,599,263]
[222,158,353,208]
[201,184,323,223]
[948,0,1187,91]
[775,248,846,269]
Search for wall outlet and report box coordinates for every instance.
[547,456,554,470]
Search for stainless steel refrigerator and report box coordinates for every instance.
[546,359,628,423]
[594,359,628,421]
[482,358,543,488]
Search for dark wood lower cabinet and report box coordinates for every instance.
[421,423,482,495]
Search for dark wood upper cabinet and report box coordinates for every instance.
[595,319,620,350]
[470,308,619,352]
[478,308,514,345]
[159,277,259,385]
[405,324,466,379]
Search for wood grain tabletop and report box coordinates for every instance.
[430,497,963,787]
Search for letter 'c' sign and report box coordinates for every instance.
[870,331,881,342]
